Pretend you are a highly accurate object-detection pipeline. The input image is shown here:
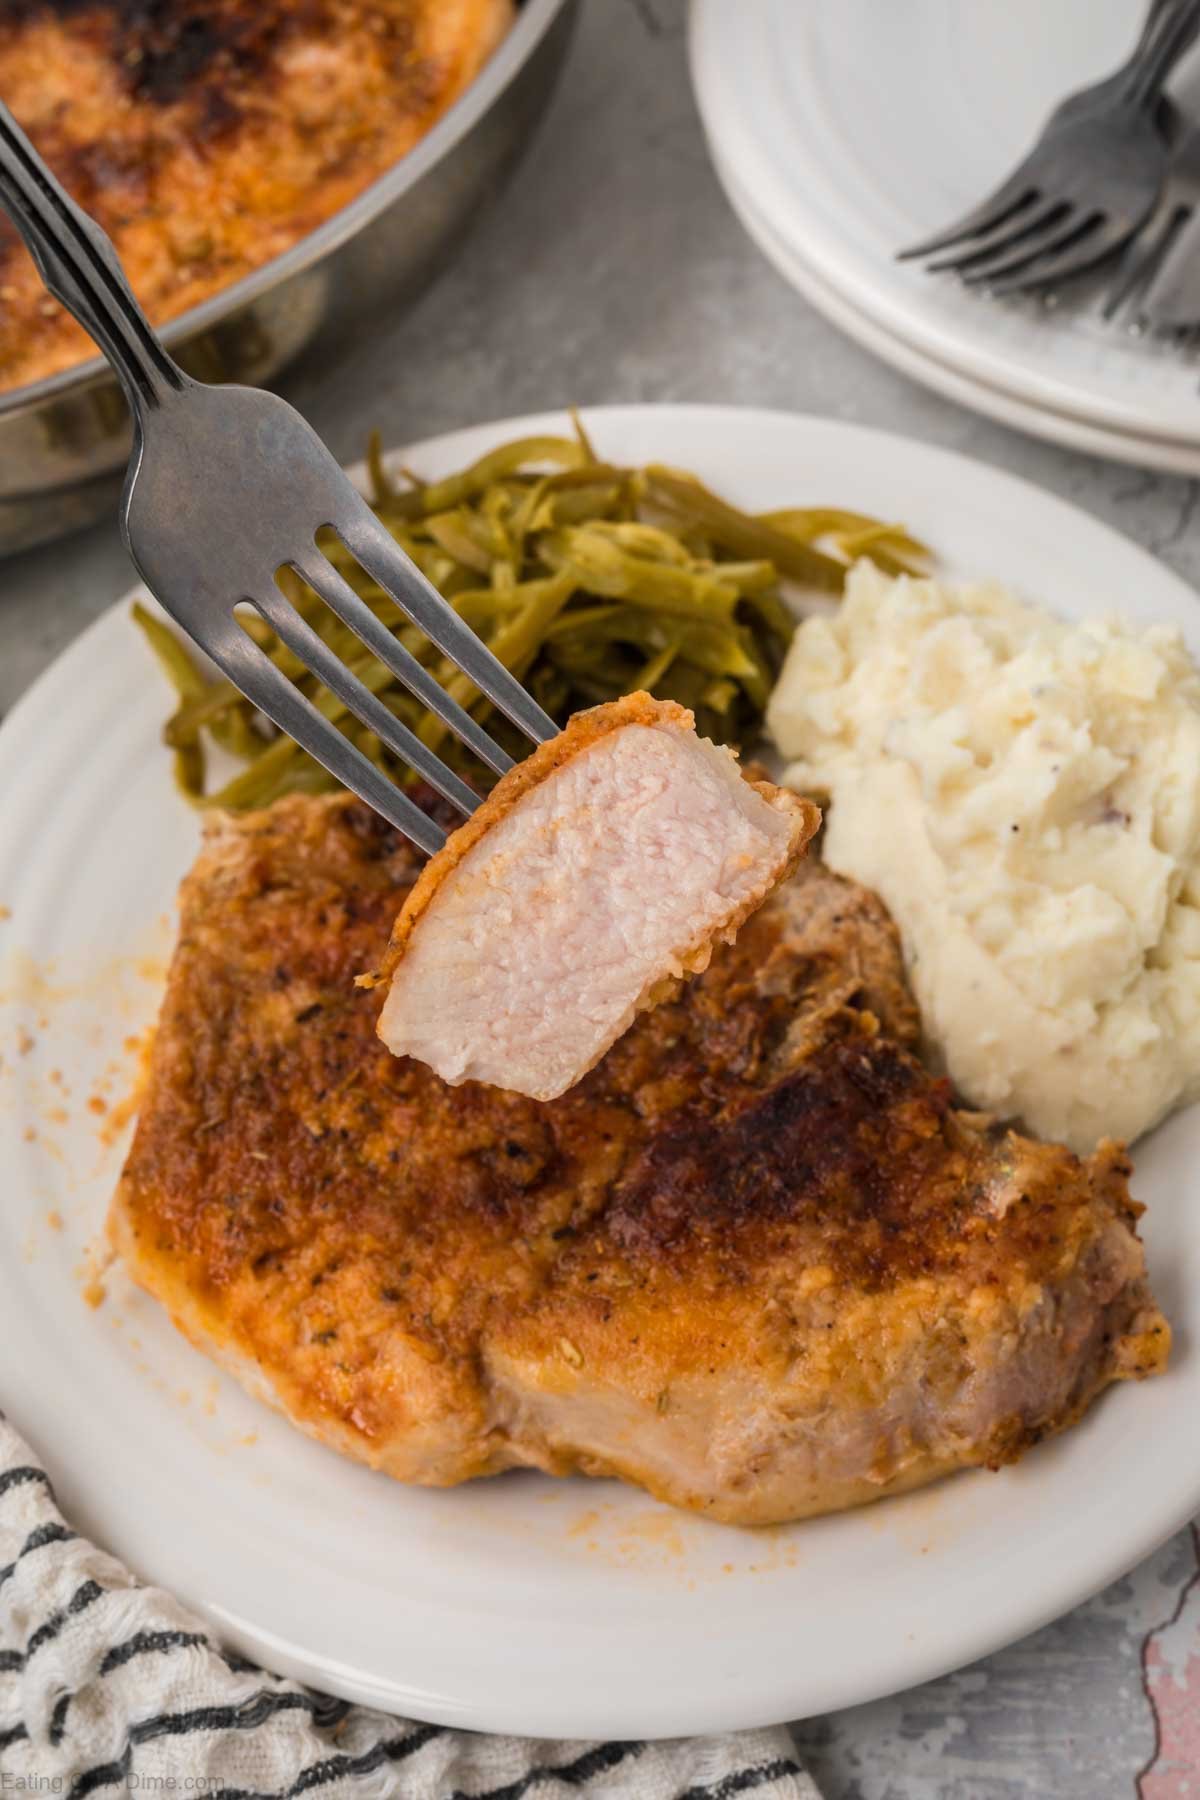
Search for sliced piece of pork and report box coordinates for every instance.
[372,692,819,1099]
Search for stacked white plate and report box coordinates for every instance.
[690,0,1200,473]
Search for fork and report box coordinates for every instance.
[1101,115,1200,321]
[898,0,1200,294]
[1132,119,1200,328]
[0,101,557,858]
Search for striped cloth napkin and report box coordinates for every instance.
[0,1416,819,1799]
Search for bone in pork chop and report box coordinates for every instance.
[373,693,820,1099]
[110,793,1169,1526]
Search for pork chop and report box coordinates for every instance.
[374,694,819,1099]
[110,793,1169,1526]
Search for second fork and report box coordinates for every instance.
[900,0,1200,293]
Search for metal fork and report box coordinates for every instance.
[1101,115,1200,321]
[0,101,556,858]
[898,0,1200,294]
[1133,122,1200,328]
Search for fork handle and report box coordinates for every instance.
[1122,0,1200,109]
[0,100,184,415]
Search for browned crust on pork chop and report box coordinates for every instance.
[110,793,1168,1525]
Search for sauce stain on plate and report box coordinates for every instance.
[559,1496,804,1578]
[0,939,165,1194]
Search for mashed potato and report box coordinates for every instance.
[768,562,1200,1152]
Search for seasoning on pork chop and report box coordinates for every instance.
[109,793,1169,1526]
[373,693,820,1100]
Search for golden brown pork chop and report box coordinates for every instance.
[110,794,1169,1526]
[375,694,820,1099]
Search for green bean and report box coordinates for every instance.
[135,427,933,807]
[760,507,930,575]
[698,558,777,593]
[418,571,576,752]
[131,604,209,799]
[365,431,423,518]
[543,603,627,642]
[569,404,599,463]
[581,520,695,565]
[701,675,739,714]
[643,467,850,592]
[637,639,681,692]
[132,603,263,782]
[417,437,586,513]
[366,429,396,506]
[133,602,206,700]
[424,510,495,574]
[529,484,625,529]
[539,529,739,619]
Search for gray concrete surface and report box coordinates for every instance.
[1,2,1197,1794]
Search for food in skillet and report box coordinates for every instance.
[109,792,1168,1526]
[372,693,818,1099]
[0,0,513,391]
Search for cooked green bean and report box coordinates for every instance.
[418,437,587,514]
[643,467,851,592]
[760,507,930,576]
[134,427,932,808]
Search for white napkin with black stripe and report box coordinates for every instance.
[0,1418,819,1799]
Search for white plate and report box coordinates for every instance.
[690,0,1200,458]
[1,406,1198,1740]
[712,143,1200,478]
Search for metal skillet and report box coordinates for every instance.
[0,0,577,555]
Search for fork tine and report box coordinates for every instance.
[293,549,515,778]
[201,614,448,855]
[987,215,1133,294]
[960,209,1093,286]
[1102,206,1182,319]
[897,177,1037,261]
[927,201,1068,274]
[251,582,480,818]
[334,497,558,748]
